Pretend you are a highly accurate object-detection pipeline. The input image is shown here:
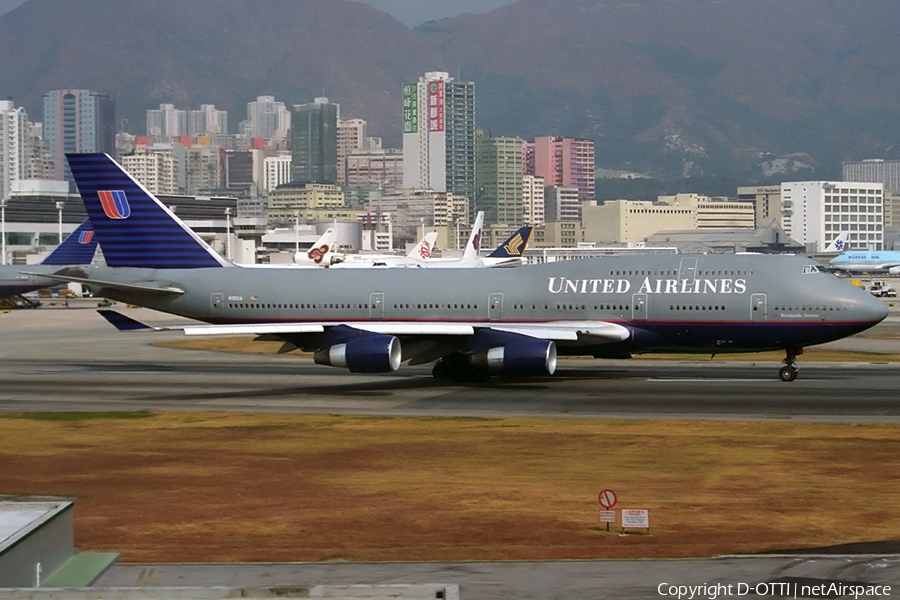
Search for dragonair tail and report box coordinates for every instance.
[407,232,439,260]
[825,231,849,253]
[41,219,99,265]
[462,211,484,261]
[65,153,230,269]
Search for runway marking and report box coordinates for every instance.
[646,378,775,382]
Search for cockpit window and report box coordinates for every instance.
[802,264,829,274]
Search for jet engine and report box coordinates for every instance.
[470,339,557,376]
[889,266,900,276]
[313,334,401,373]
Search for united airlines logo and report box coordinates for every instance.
[308,244,330,264]
[419,241,432,259]
[503,234,524,256]
[78,231,93,244]
[548,276,748,295]
[98,190,131,219]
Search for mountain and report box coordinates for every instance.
[1,0,899,179]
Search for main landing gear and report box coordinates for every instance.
[779,347,803,382]
[432,353,490,383]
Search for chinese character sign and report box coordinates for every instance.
[402,83,418,134]
[427,80,444,132]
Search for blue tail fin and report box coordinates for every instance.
[42,219,99,265]
[488,226,533,258]
[66,153,228,269]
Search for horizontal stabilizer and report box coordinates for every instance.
[19,272,185,296]
[97,310,158,331]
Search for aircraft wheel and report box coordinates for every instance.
[432,360,451,380]
[778,365,798,382]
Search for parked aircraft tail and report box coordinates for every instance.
[461,211,484,260]
[407,232,439,260]
[294,228,340,266]
[825,231,849,253]
[41,219,99,265]
[488,226,533,258]
[65,153,230,269]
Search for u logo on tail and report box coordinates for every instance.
[99,190,131,219]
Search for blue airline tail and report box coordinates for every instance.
[488,226,534,258]
[66,153,228,269]
[41,219,99,265]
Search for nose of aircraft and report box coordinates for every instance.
[853,287,890,326]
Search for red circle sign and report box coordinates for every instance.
[598,489,617,509]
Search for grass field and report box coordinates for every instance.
[2,412,899,563]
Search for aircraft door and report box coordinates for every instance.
[679,257,698,282]
[369,292,385,319]
[632,293,648,321]
[211,293,225,318]
[750,293,767,322]
[488,292,504,321]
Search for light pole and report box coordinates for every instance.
[224,207,232,260]
[55,201,64,245]
[294,209,300,254]
[1,197,6,266]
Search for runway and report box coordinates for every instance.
[2,306,899,422]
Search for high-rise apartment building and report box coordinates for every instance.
[545,186,581,222]
[245,96,290,140]
[146,103,228,142]
[345,149,404,191]
[263,152,292,192]
[336,118,369,185]
[291,98,338,184]
[526,136,595,205]
[475,135,524,225]
[842,159,900,194]
[522,174,545,227]
[0,101,28,201]
[122,151,176,195]
[43,89,116,184]
[781,181,884,252]
[402,71,476,201]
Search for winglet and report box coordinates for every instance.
[42,219,99,265]
[97,309,157,331]
[66,153,230,269]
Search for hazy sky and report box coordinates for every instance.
[0,0,518,26]
[353,0,517,27]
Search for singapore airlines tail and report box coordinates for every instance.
[65,153,231,269]
[41,219,99,265]
[488,226,533,260]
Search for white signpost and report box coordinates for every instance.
[597,490,617,531]
[599,510,616,524]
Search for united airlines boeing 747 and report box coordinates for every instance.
[39,154,888,383]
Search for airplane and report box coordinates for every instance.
[829,249,900,275]
[292,227,340,267]
[0,219,99,299]
[481,225,533,267]
[323,231,440,268]
[42,153,888,384]
[824,231,849,253]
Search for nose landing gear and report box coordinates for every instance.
[779,347,802,382]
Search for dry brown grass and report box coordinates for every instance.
[2,413,899,563]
